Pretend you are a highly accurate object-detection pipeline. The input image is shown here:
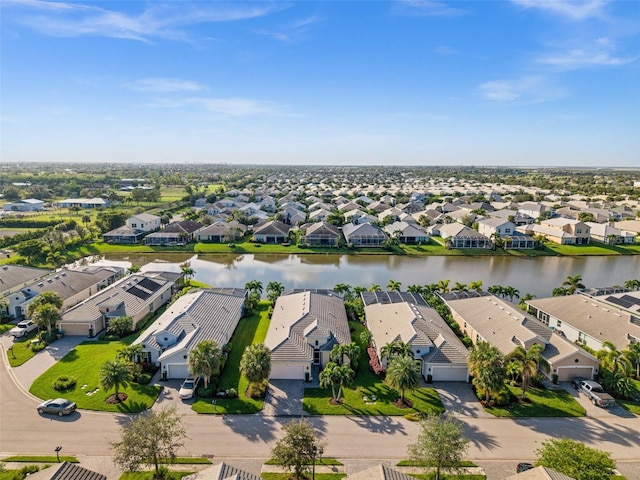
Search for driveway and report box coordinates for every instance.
[434,382,494,418]
[261,380,305,416]
[557,381,635,419]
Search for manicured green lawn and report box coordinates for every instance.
[616,378,640,414]
[303,321,444,416]
[264,458,343,466]
[410,474,485,480]
[6,332,41,367]
[485,385,586,417]
[29,336,162,413]
[1,455,78,463]
[396,461,476,467]
[543,243,640,256]
[192,301,271,414]
[0,323,15,334]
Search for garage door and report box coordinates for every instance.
[431,366,469,382]
[58,323,89,336]
[556,366,594,382]
[271,363,305,380]
[166,363,190,379]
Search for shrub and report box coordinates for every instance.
[52,375,77,391]
[136,373,152,385]
[247,381,268,399]
[31,342,47,352]
[198,385,215,398]
[227,388,238,398]
[404,412,426,422]
[367,347,385,377]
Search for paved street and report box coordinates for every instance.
[2,336,640,480]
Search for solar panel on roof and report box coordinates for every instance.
[606,296,634,309]
[128,285,151,300]
[137,277,162,292]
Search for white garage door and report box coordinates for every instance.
[431,366,469,382]
[556,366,594,382]
[166,363,190,379]
[271,363,305,380]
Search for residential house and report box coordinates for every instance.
[58,272,175,336]
[526,290,640,352]
[144,220,203,246]
[195,221,246,243]
[344,209,378,225]
[347,465,416,480]
[2,198,44,212]
[517,201,553,219]
[133,288,246,379]
[337,201,360,213]
[265,290,351,380]
[505,467,576,480]
[586,222,636,245]
[183,463,261,480]
[253,220,291,243]
[1,265,51,316]
[477,218,516,238]
[25,461,107,480]
[384,221,429,244]
[342,222,387,247]
[488,209,534,226]
[299,222,343,247]
[444,293,600,381]
[6,266,123,320]
[281,206,306,225]
[57,198,110,209]
[127,213,161,232]
[518,218,591,245]
[378,207,404,224]
[308,208,332,222]
[438,223,492,249]
[615,220,640,238]
[363,291,469,381]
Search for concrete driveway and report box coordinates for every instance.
[434,382,493,418]
[261,380,305,416]
[557,381,635,419]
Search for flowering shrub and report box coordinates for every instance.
[367,347,385,377]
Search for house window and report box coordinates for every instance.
[131,223,137,228]
[149,304,153,312]
[578,332,587,344]
[476,334,483,343]
[557,320,562,328]
[577,228,582,233]
[538,312,549,325]
[505,228,511,233]
[315,340,319,346]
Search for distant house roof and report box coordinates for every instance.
[347,465,416,480]
[130,213,160,223]
[384,221,428,237]
[303,221,341,237]
[253,220,290,236]
[162,220,204,234]
[183,463,261,480]
[505,466,576,480]
[342,222,387,240]
[25,462,106,480]
[265,291,350,362]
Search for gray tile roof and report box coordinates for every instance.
[347,464,416,480]
[505,466,576,480]
[61,273,172,323]
[253,220,290,236]
[21,266,121,303]
[527,293,640,348]
[184,463,261,480]
[135,289,246,357]
[25,462,106,480]
[0,264,51,294]
[265,291,351,362]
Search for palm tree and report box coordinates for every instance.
[116,344,145,364]
[452,282,468,293]
[386,280,402,292]
[562,274,585,295]
[240,343,271,386]
[27,291,63,318]
[487,285,504,297]
[320,362,353,402]
[623,343,640,378]
[597,341,632,375]
[127,264,141,274]
[353,285,366,297]
[502,286,520,302]
[82,214,91,227]
[624,279,640,291]
[368,284,382,292]
[266,281,285,304]
[46,250,65,268]
[180,261,195,284]
[333,283,354,302]
[342,342,361,371]
[518,293,536,311]
[188,340,222,389]
[436,279,450,293]
[467,342,506,403]
[407,285,423,294]
[244,280,264,296]
[99,360,132,402]
[380,341,413,364]
[29,303,60,336]
[468,280,483,292]
[385,355,420,404]
[552,287,569,297]
[506,344,550,400]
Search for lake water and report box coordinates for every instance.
[101,253,640,299]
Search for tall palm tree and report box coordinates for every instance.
[518,293,536,311]
[240,343,271,386]
[127,264,141,274]
[468,280,483,292]
[436,279,450,294]
[386,280,402,292]
[116,344,145,364]
[380,341,413,364]
[27,291,63,317]
[385,355,420,404]
[502,286,520,302]
[353,285,367,297]
[623,343,640,378]
[180,261,195,284]
[244,280,264,296]
[368,284,382,292]
[320,362,353,402]
[506,344,550,400]
[467,342,506,403]
[266,281,285,304]
[487,285,504,297]
[99,360,132,402]
[30,303,60,336]
[597,341,632,375]
[333,283,354,302]
[452,282,468,293]
[188,340,222,389]
[407,285,423,294]
[624,279,640,291]
[562,274,585,295]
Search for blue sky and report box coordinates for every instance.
[1,0,639,166]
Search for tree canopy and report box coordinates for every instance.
[271,418,324,480]
[535,438,616,480]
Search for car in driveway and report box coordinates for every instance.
[178,376,200,400]
[9,320,38,338]
[37,398,76,416]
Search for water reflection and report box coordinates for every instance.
[103,253,640,299]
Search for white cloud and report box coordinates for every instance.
[3,0,288,42]
[478,76,565,103]
[393,0,467,17]
[129,78,205,93]
[146,96,279,117]
[510,0,608,21]
[539,49,636,68]
[253,29,291,43]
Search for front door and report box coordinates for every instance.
[313,349,320,365]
